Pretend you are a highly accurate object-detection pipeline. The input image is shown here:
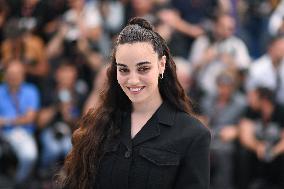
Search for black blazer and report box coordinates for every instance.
[95,102,211,189]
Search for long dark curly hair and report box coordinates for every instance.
[58,17,193,189]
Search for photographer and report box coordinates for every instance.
[37,63,85,176]
[201,70,246,189]
[0,61,39,184]
[239,87,284,189]
[189,13,251,96]
[1,18,49,86]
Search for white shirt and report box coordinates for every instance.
[189,35,251,69]
[63,1,102,41]
[189,35,251,95]
[246,54,284,104]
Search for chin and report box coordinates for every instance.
[127,94,148,104]
[128,97,146,104]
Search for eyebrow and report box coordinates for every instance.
[116,61,151,67]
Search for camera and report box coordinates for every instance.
[58,89,72,103]
[52,121,71,140]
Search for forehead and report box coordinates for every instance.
[217,15,234,25]
[7,63,24,73]
[273,38,284,47]
[57,65,76,74]
[115,42,158,65]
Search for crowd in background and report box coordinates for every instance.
[0,0,284,189]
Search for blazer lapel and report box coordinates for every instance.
[120,111,132,150]
[132,102,177,147]
[132,114,160,147]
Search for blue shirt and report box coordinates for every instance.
[0,82,40,133]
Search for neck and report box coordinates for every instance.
[9,86,20,94]
[272,59,280,68]
[269,54,281,68]
[132,94,163,114]
[218,95,230,104]
[262,103,274,121]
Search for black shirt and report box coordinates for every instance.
[94,102,211,189]
[243,105,284,144]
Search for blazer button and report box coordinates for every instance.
[124,150,131,158]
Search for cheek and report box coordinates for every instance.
[146,74,159,86]
[117,74,132,90]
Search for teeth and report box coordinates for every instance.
[129,87,143,92]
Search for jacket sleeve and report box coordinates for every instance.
[174,127,211,189]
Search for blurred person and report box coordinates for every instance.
[241,0,275,58]
[235,81,263,189]
[99,0,125,35]
[217,0,250,37]
[125,0,156,23]
[46,23,102,89]
[46,0,102,59]
[123,0,171,37]
[0,60,40,184]
[246,35,284,106]
[37,62,86,176]
[46,16,102,66]
[7,0,54,40]
[62,0,102,51]
[83,64,109,114]
[58,18,211,189]
[158,0,218,57]
[98,0,125,57]
[201,70,246,189]
[189,13,250,96]
[46,0,103,88]
[153,18,173,43]
[98,0,126,57]
[1,18,49,88]
[76,36,104,71]
[239,87,284,189]
[174,57,192,93]
[39,0,69,42]
[174,57,201,114]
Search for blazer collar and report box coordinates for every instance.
[156,102,176,127]
[120,101,177,148]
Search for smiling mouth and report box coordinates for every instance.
[127,86,145,93]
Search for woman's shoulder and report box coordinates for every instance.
[175,111,210,137]
[168,111,211,154]
[157,102,211,140]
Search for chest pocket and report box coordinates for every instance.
[139,147,180,166]
[138,147,180,189]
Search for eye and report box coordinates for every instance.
[138,66,150,73]
[118,67,129,73]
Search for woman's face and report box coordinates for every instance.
[116,42,165,105]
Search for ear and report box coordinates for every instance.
[158,55,166,74]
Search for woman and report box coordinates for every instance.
[58,17,211,189]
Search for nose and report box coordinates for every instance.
[127,71,139,85]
